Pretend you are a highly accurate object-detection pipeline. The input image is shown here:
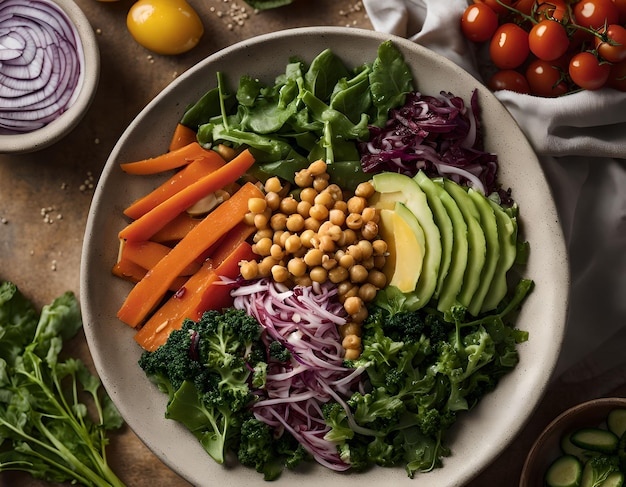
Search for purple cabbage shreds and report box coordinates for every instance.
[358,89,502,197]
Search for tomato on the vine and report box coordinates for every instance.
[525,59,570,96]
[461,3,499,43]
[473,0,514,16]
[536,0,568,21]
[528,19,570,61]
[489,23,530,69]
[573,0,620,28]
[612,0,626,23]
[595,24,626,63]
[488,70,531,93]
[512,0,536,15]
[569,51,611,89]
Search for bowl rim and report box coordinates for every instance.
[0,0,100,155]
[520,397,626,487]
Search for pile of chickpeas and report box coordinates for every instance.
[240,159,388,360]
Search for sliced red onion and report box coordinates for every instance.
[0,0,84,134]
[232,278,366,471]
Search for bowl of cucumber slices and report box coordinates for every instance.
[521,397,626,487]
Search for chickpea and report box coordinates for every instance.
[270,213,287,231]
[321,256,337,270]
[253,227,273,243]
[308,159,327,176]
[293,275,313,287]
[349,264,368,283]
[313,174,329,191]
[286,213,305,233]
[361,206,378,223]
[344,348,361,360]
[239,260,259,280]
[304,217,321,232]
[279,196,298,215]
[284,234,302,254]
[357,240,373,259]
[271,264,289,283]
[343,295,363,316]
[355,181,375,199]
[258,256,278,277]
[314,190,334,209]
[343,229,357,245]
[338,253,355,269]
[345,213,363,230]
[264,176,282,193]
[347,196,367,214]
[342,334,362,351]
[351,306,369,324]
[248,197,267,214]
[361,220,379,240]
[372,239,388,256]
[296,200,312,218]
[367,269,387,289]
[253,212,269,229]
[253,237,272,256]
[333,200,348,213]
[243,211,255,227]
[325,184,343,202]
[358,283,378,302]
[309,266,328,283]
[328,208,346,226]
[300,229,316,248]
[294,169,313,188]
[328,266,349,283]
[339,322,362,338]
[270,243,285,261]
[304,248,323,267]
[300,187,318,204]
[265,191,281,211]
[287,257,306,277]
[373,254,386,269]
[318,235,336,253]
[346,244,363,262]
[309,203,329,221]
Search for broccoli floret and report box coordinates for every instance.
[381,309,453,345]
[268,339,291,362]
[237,418,283,481]
[322,401,355,442]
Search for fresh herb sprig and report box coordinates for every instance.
[0,281,125,487]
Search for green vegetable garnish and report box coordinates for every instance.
[0,281,124,487]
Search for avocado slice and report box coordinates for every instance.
[430,178,469,313]
[481,199,518,312]
[467,188,500,316]
[414,171,453,299]
[378,204,425,293]
[443,179,486,309]
[371,172,442,308]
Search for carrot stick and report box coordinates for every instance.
[116,181,263,328]
[134,232,256,351]
[169,123,197,152]
[118,149,256,242]
[119,240,201,276]
[120,142,214,175]
[123,153,226,219]
[112,259,187,291]
[150,213,201,244]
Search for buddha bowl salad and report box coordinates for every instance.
[112,40,533,480]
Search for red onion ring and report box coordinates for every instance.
[0,0,84,134]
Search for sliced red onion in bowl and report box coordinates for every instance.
[0,0,85,135]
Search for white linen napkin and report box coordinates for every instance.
[363,0,626,377]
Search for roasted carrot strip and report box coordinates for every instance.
[120,142,213,175]
[116,181,263,327]
[134,239,256,351]
[118,149,256,242]
[150,213,201,244]
[169,123,197,152]
[112,259,187,291]
[123,154,226,219]
[119,240,201,276]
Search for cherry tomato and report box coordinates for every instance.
[612,0,626,23]
[573,0,620,29]
[473,0,514,16]
[529,19,570,61]
[512,0,536,15]
[488,70,531,93]
[461,4,499,42]
[525,59,570,96]
[489,23,530,69]
[569,51,611,90]
[127,0,204,55]
[595,24,626,63]
[607,59,626,90]
[536,0,568,21]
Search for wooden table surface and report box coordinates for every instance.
[1,1,625,486]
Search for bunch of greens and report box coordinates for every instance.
[179,40,414,190]
[0,281,124,487]
[138,308,307,481]
[325,279,533,478]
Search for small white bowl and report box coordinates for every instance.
[0,0,100,154]
[520,397,626,487]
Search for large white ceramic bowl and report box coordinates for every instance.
[80,27,569,487]
[0,0,100,154]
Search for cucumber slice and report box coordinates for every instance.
[545,454,583,487]
[561,430,590,460]
[599,471,625,487]
[571,428,619,454]
[608,409,626,439]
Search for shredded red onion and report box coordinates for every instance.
[0,0,84,134]
[231,279,366,471]
[359,90,499,196]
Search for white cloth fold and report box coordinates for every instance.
[363,0,626,377]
